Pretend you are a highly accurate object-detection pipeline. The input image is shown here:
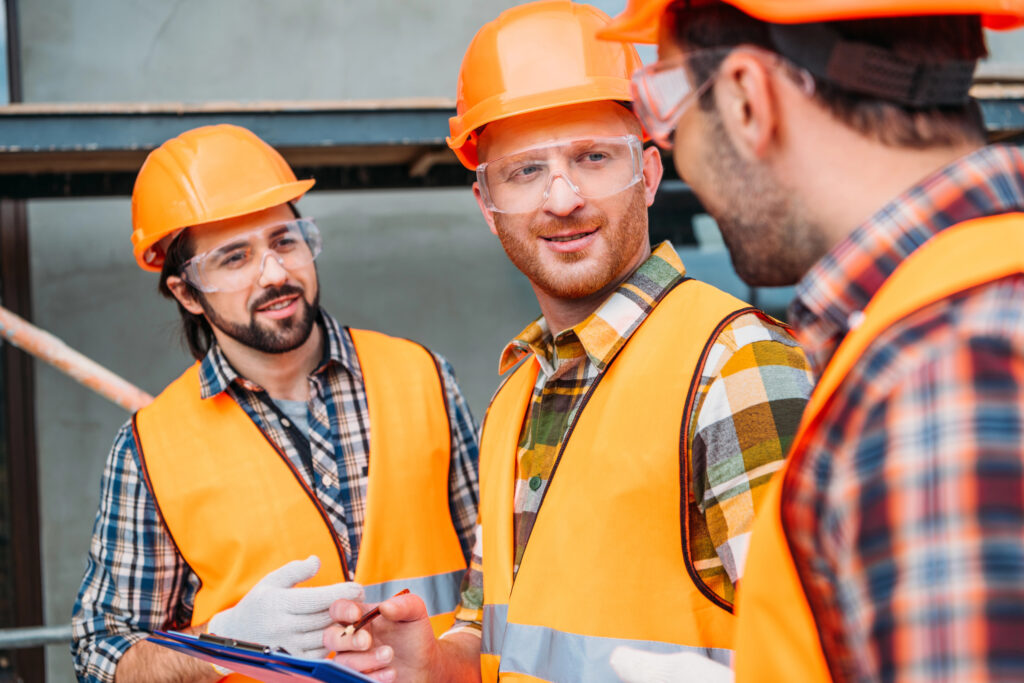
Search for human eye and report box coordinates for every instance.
[272,231,301,252]
[507,162,545,182]
[576,145,616,166]
[215,248,250,269]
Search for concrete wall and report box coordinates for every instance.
[12,1,1024,680]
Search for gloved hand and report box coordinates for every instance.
[207,555,363,659]
[610,647,734,683]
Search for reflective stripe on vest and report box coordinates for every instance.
[363,568,464,618]
[136,328,467,681]
[482,603,732,680]
[479,279,755,682]
[735,213,1024,683]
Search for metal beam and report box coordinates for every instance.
[0,87,1022,193]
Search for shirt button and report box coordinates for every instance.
[529,476,542,491]
[281,418,292,428]
[847,310,865,330]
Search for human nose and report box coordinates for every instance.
[540,172,585,217]
[256,250,289,287]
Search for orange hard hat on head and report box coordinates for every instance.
[447,0,644,170]
[598,0,1024,44]
[130,124,315,272]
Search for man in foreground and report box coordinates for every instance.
[600,1,1024,680]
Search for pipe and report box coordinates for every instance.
[0,305,153,412]
[0,624,72,649]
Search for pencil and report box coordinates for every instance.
[342,588,411,636]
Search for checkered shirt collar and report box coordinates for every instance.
[197,308,358,399]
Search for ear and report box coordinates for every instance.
[640,145,664,208]
[166,275,205,315]
[714,51,777,160]
[472,181,499,237]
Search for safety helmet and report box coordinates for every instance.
[598,0,1024,44]
[130,124,315,272]
[447,0,644,170]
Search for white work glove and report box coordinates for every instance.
[207,555,363,659]
[610,647,734,683]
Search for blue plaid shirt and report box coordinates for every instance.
[71,310,479,682]
[784,144,1024,682]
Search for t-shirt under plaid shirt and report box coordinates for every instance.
[71,310,479,683]
[782,144,1024,682]
[447,242,815,635]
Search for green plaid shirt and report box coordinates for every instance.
[447,242,814,635]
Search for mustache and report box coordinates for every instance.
[530,214,606,238]
[249,284,305,313]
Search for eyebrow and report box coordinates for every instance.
[212,238,250,256]
[211,225,292,256]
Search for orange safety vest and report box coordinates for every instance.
[734,213,1024,682]
[135,328,468,681]
[479,279,757,682]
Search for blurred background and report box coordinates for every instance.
[0,1,1021,680]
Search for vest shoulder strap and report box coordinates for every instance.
[798,212,1024,438]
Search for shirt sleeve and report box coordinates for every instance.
[70,420,200,683]
[443,518,485,639]
[687,312,815,585]
[834,333,1024,682]
[433,354,480,563]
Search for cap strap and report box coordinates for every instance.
[769,22,976,107]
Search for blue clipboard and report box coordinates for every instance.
[149,630,376,682]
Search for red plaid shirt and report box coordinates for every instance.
[784,144,1024,682]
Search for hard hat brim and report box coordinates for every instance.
[448,80,636,170]
[133,178,316,272]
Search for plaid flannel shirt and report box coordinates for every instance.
[448,242,814,635]
[784,144,1024,682]
[71,311,479,682]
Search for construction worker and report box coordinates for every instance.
[70,124,479,683]
[321,2,814,681]
[598,1,1024,681]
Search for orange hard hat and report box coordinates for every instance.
[130,124,315,271]
[447,0,644,170]
[598,0,1024,44]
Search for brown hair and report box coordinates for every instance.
[666,1,988,147]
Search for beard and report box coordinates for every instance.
[696,111,827,288]
[199,283,320,354]
[492,186,650,300]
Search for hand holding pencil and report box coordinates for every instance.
[323,587,447,681]
[340,588,411,637]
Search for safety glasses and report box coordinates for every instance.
[633,47,815,149]
[179,218,323,293]
[630,50,731,150]
[476,135,644,214]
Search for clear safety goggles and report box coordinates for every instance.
[630,50,730,150]
[476,135,644,214]
[179,218,323,293]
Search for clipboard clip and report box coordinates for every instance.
[198,632,290,656]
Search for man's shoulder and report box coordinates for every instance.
[847,274,1024,398]
[698,308,809,382]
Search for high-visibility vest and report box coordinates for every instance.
[734,213,1024,682]
[479,279,758,682]
[135,328,468,681]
